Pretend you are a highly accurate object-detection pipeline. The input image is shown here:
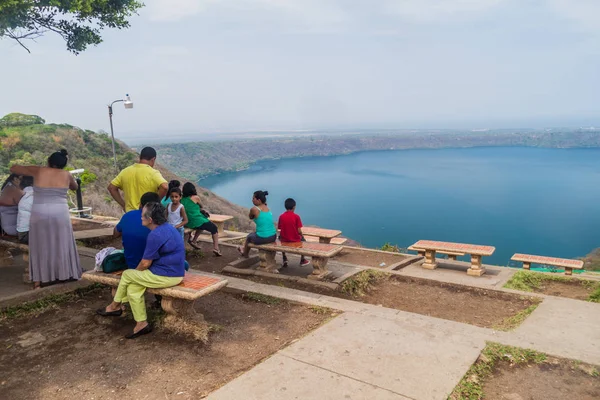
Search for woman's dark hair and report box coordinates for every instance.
[48,149,68,169]
[253,190,269,204]
[20,176,34,189]
[142,202,168,225]
[1,174,21,190]
[182,182,197,198]
[169,187,182,197]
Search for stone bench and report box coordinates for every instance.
[407,245,465,260]
[305,235,348,245]
[209,214,234,236]
[82,270,228,322]
[248,241,343,280]
[411,240,495,276]
[511,253,584,276]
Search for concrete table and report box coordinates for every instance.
[300,227,342,244]
[209,214,234,236]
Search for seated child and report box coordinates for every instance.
[278,198,309,267]
[181,182,222,256]
[166,188,188,240]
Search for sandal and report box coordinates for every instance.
[125,324,153,339]
[213,249,222,257]
[188,239,202,250]
[96,307,123,317]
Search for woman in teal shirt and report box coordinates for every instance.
[238,190,276,257]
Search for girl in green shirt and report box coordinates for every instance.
[181,182,221,256]
[238,190,276,257]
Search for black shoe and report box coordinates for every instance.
[96,308,123,317]
[125,324,153,339]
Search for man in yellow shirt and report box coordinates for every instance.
[108,147,168,212]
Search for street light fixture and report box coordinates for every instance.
[108,94,133,171]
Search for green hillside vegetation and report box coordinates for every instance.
[0,113,250,229]
[154,129,600,181]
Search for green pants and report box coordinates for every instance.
[114,269,183,322]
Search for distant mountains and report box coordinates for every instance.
[153,128,600,180]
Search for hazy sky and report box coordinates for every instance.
[1,0,599,138]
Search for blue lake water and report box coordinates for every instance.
[199,147,600,266]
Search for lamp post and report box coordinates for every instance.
[107,94,134,171]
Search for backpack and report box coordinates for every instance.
[102,252,129,273]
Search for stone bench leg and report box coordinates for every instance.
[213,221,226,237]
[161,297,205,323]
[319,237,331,244]
[564,267,573,276]
[258,250,278,273]
[308,256,331,280]
[417,250,425,257]
[467,255,486,276]
[523,262,531,270]
[421,250,438,270]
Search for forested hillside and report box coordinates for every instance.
[0,113,250,229]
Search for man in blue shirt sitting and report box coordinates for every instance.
[114,192,160,269]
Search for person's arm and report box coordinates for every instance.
[136,259,153,271]
[297,215,303,235]
[107,183,126,211]
[10,165,39,176]
[113,222,123,238]
[157,182,168,199]
[0,188,23,206]
[153,171,168,199]
[249,206,259,220]
[68,174,78,191]
[176,206,188,229]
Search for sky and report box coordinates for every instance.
[1,0,599,139]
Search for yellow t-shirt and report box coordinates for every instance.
[111,163,167,212]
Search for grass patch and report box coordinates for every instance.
[449,343,547,400]
[493,302,540,331]
[309,305,330,315]
[0,283,105,321]
[504,270,600,302]
[241,292,282,305]
[340,269,390,297]
[380,243,407,253]
[589,286,600,303]
[187,248,204,259]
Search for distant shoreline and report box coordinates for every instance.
[153,130,600,181]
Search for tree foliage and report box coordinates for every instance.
[0,112,45,127]
[0,0,144,54]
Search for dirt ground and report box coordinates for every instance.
[333,247,410,268]
[533,280,597,301]
[358,276,538,329]
[483,358,600,400]
[227,273,538,329]
[0,289,334,400]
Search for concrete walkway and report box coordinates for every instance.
[209,276,600,400]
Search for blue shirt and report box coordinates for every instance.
[116,210,150,269]
[143,223,186,277]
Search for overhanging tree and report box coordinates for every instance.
[0,0,144,54]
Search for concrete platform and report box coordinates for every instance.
[207,354,411,400]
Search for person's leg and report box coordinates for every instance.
[239,233,256,257]
[188,229,202,249]
[177,227,184,240]
[300,236,309,264]
[207,222,221,255]
[114,269,182,333]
